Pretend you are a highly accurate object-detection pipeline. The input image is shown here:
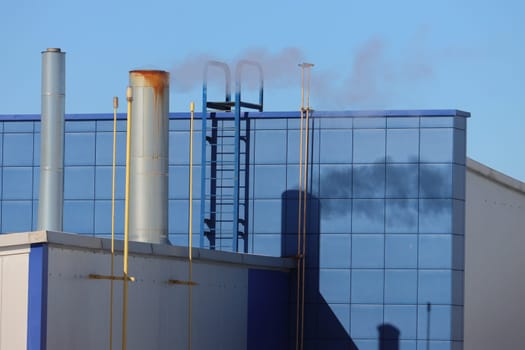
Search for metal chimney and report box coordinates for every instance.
[38,48,65,231]
[128,70,169,244]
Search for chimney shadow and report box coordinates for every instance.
[281,189,358,349]
[378,323,400,350]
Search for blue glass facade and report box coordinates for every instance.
[0,109,468,349]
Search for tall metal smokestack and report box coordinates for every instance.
[38,48,65,231]
[128,70,169,244]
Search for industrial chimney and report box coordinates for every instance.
[128,70,169,244]
[38,48,65,231]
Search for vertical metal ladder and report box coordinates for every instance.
[200,60,263,252]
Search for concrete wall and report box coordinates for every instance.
[0,244,29,350]
[465,159,525,350]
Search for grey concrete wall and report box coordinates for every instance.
[465,159,525,350]
[0,246,29,350]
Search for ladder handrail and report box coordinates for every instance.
[200,59,264,252]
[235,60,264,111]
[200,61,232,249]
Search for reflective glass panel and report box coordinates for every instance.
[418,270,452,305]
[352,234,384,268]
[319,165,351,198]
[65,121,96,132]
[420,164,452,198]
[63,200,94,234]
[354,117,386,128]
[387,117,419,128]
[320,129,352,163]
[386,165,418,198]
[386,129,419,163]
[353,129,385,163]
[95,132,126,166]
[320,234,351,268]
[4,121,33,132]
[383,305,417,340]
[95,166,125,200]
[353,164,385,198]
[350,305,383,339]
[64,167,95,199]
[2,200,32,232]
[254,130,287,164]
[385,234,418,268]
[320,199,351,233]
[419,199,452,233]
[420,129,453,163]
[351,269,384,303]
[320,269,351,303]
[254,165,286,198]
[386,199,418,233]
[384,269,418,304]
[252,199,281,234]
[3,167,32,200]
[352,199,384,233]
[65,132,96,166]
[3,133,34,166]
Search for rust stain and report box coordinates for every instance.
[130,70,169,97]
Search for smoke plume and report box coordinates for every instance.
[170,29,441,109]
[171,48,305,93]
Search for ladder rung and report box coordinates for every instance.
[206,101,234,111]
[239,101,263,110]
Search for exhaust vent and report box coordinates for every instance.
[128,70,170,244]
[38,48,65,231]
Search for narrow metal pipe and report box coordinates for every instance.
[297,62,314,350]
[188,101,195,350]
[38,48,65,231]
[122,87,133,350]
[110,96,118,350]
[301,63,314,350]
[295,65,305,350]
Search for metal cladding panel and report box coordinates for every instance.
[129,70,169,244]
[45,246,111,350]
[44,245,250,350]
[0,246,30,350]
[38,48,65,232]
[464,166,525,350]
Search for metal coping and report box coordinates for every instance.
[0,109,470,122]
[0,231,296,271]
[467,158,525,195]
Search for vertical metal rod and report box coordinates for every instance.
[122,87,133,350]
[301,65,313,350]
[188,101,195,350]
[233,76,241,253]
[295,65,305,350]
[110,96,118,350]
[298,62,314,350]
[200,78,208,249]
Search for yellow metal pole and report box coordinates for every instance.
[295,65,305,350]
[110,96,118,350]
[122,87,132,350]
[188,101,195,350]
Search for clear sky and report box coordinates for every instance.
[1,0,524,180]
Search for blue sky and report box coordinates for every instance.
[1,0,524,180]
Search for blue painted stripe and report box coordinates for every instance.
[27,243,48,350]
